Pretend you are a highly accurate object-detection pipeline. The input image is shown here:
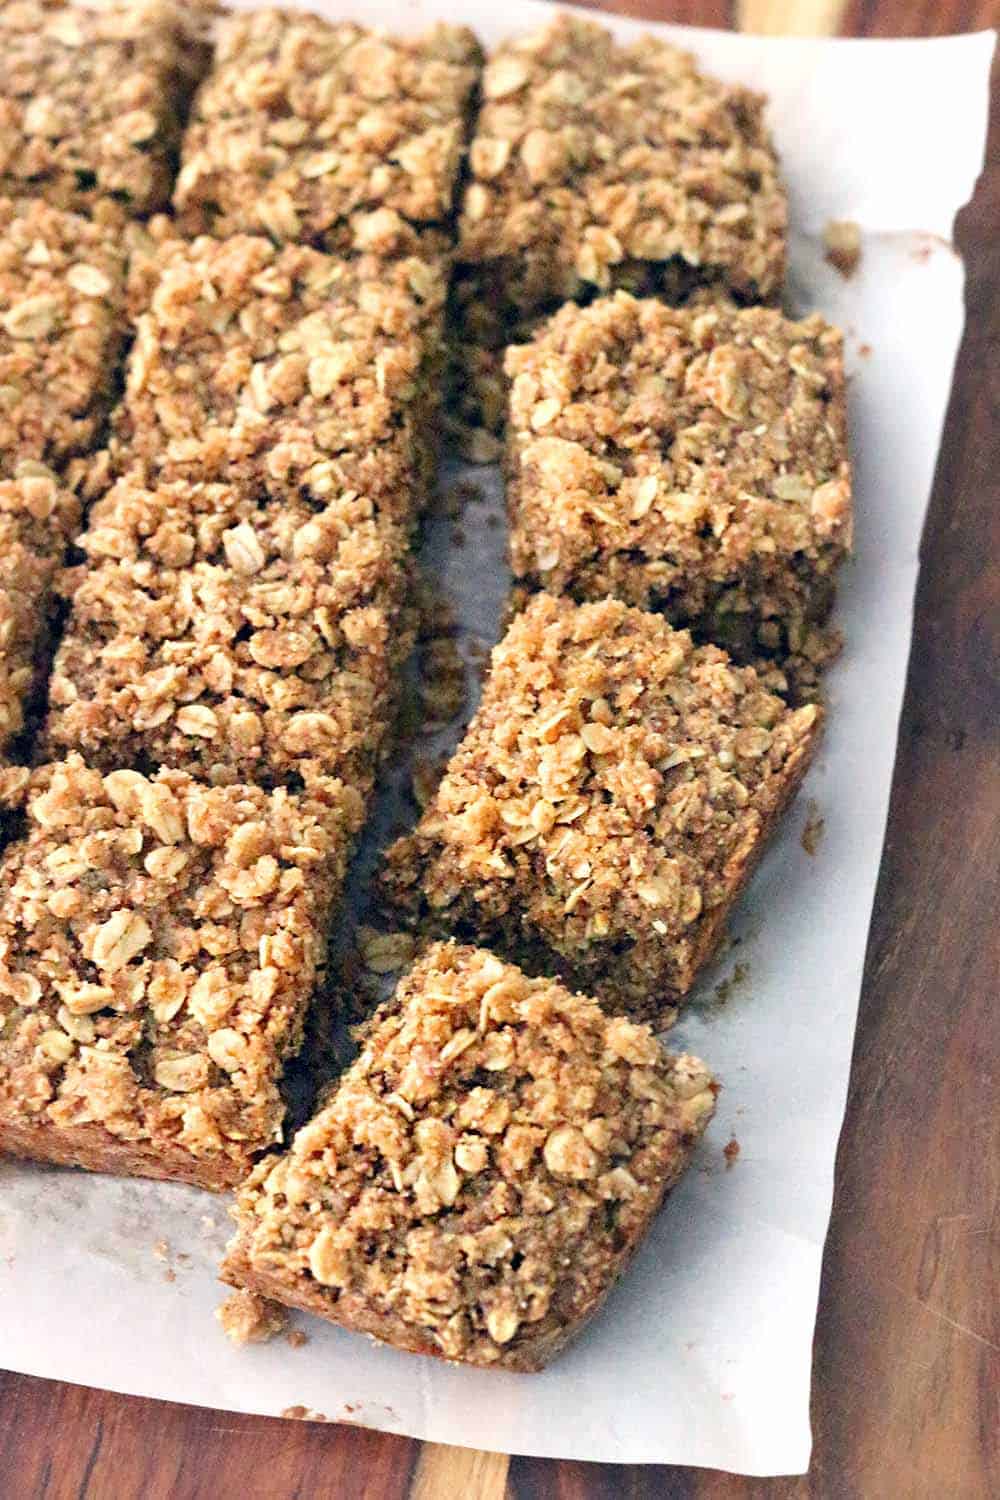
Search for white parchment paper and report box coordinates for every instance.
[0,3,993,1477]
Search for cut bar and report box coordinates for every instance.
[383,594,821,1023]
[0,0,210,217]
[0,754,362,1189]
[222,941,716,1371]
[0,196,125,477]
[175,8,481,244]
[44,473,410,799]
[505,295,852,683]
[111,230,449,526]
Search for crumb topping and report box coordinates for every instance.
[384,595,821,1014]
[45,472,410,797]
[458,13,786,305]
[0,754,362,1179]
[227,942,715,1369]
[176,9,481,241]
[0,196,125,476]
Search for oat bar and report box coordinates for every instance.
[111,230,448,525]
[505,295,852,678]
[0,196,125,477]
[383,595,821,1022]
[458,13,785,313]
[222,941,716,1370]
[44,473,410,799]
[0,0,210,217]
[0,754,362,1189]
[0,467,81,762]
[175,9,481,244]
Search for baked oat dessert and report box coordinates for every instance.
[0,467,81,763]
[0,195,125,477]
[0,0,210,217]
[0,754,362,1189]
[505,295,852,682]
[222,941,716,1371]
[459,12,784,308]
[111,230,448,525]
[175,9,481,244]
[383,595,821,1022]
[44,472,411,799]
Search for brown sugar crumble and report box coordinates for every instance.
[723,1136,740,1168]
[0,196,125,478]
[222,942,716,1372]
[111,229,450,528]
[0,754,361,1190]
[504,294,852,692]
[217,1289,289,1346]
[800,799,825,856]
[823,220,862,279]
[175,9,481,244]
[0,0,210,217]
[383,594,821,1023]
[44,472,410,802]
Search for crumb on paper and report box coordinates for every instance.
[801,800,825,856]
[280,1406,331,1423]
[458,424,503,465]
[823,219,861,278]
[858,342,872,359]
[418,634,467,727]
[286,1329,309,1350]
[724,1137,741,1169]
[412,754,446,810]
[357,925,417,976]
[714,961,750,1005]
[217,1289,289,1345]
[152,1240,169,1261]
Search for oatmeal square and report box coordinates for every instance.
[175,9,481,244]
[0,0,209,216]
[222,941,716,1370]
[0,754,361,1189]
[44,472,410,799]
[0,196,125,477]
[383,594,821,1022]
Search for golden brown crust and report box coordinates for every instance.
[44,472,410,798]
[111,229,449,526]
[176,9,481,243]
[222,942,716,1370]
[383,595,822,1020]
[0,0,210,216]
[0,754,362,1190]
[457,13,786,308]
[0,196,125,477]
[504,294,851,683]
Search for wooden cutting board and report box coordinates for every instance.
[1,2,996,1495]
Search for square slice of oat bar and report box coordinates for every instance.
[44,473,410,800]
[0,467,80,763]
[175,8,481,244]
[0,754,361,1189]
[0,0,209,217]
[457,12,786,314]
[222,941,716,1371]
[505,295,852,676]
[383,595,821,1023]
[0,196,125,478]
[112,231,448,526]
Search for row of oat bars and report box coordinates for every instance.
[0,6,851,1375]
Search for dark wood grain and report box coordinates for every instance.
[2,4,997,1497]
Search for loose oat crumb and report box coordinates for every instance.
[152,1240,169,1261]
[286,1329,309,1350]
[280,1406,331,1423]
[801,800,825,856]
[823,220,862,278]
[357,927,417,976]
[217,1289,289,1346]
[724,1137,741,1168]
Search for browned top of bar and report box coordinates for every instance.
[45,472,410,795]
[505,294,851,595]
[0,196,125,477]
[0,0,207,215]
[0,754,361,1175]
[458,12,786,302]
[228,942,715,1368]
[176,8,481,241]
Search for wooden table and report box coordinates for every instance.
[2,3,997,1496]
